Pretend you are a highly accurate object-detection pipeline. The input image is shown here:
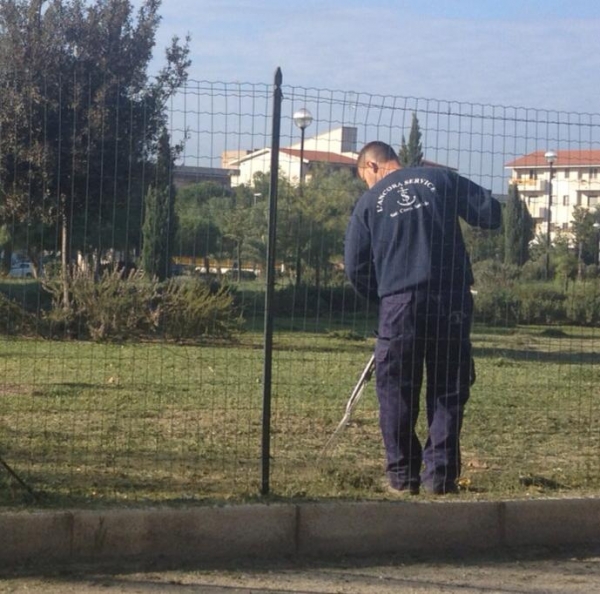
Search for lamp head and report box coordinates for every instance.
[293,108,313,131]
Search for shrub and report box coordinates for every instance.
[473,287,520,327]
[472,260,521,327]
[43,268,160,340]
[159,279,243,339]
[0,293,38,335]
[271,283,369,317]
[42,269,242,342]
[520,258,549,282]
[273,284,326,316]
[472,259,521,287]
[516,285,568,325]
[473,280,600,327]
[582,265,598,280]
[565,284,600,325]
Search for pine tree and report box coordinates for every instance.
[398,113,424,167]
[504,183,534,266]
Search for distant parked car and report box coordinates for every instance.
[9,261,35,278]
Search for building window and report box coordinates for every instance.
[528,169,537,180]
[591,168,598,179]
[576,194,582,206]
[564,169,570,179]
[562,195,569,206]
[562,223,569,230]
[578,170,584,180]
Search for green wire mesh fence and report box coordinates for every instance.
[0,68,599,506]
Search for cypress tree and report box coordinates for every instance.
[398,113,424,167]
[504,183,534,266]
[141,129,178,281]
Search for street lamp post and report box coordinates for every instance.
[544,150,557,280]
[292,108,313,286]
[293,108,313,186]
[593,221,600,268]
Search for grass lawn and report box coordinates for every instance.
[0,321,599,508]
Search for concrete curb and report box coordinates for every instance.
[1,498,599,568]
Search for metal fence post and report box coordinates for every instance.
[261,67,283,496]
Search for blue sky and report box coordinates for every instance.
[139,0,600,114]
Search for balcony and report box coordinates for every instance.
[510,178,547,192]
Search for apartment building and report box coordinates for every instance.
[506,150,600,237]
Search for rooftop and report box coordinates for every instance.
[506,150,600,168]
[280,148,357,165]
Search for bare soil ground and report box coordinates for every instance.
[1,546,600,593]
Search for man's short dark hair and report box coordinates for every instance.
[357,141,400,168]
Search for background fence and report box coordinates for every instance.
[0,68,599,507]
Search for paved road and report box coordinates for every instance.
[1,546,599,593]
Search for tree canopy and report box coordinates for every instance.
[570,206,599,266]
[0,0,190,266]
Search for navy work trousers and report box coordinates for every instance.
[375,289,473,493]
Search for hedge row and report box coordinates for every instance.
[0,269,242,341]
[2,265,598,340]
[472,261,600,327]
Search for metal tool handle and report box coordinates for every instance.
[319,354,375,459]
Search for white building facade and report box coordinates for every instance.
[222,126,358,187]
[506,150,600,238]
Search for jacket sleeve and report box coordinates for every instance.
[344,206,378,301]
[455,173,502,230]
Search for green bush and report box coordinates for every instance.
[520,258,549,282]
[471,259,600,327]
[472,259,521,287]
[473,287,520,327]
[582,265,598,280]
[42,269,242,342]
[271,283,369,317]
[472,260,521,327]
[159,279,243,339]
[272,284,328,316]
[474,280,599,327]
[516,285,568,325]
[0,293,38,335]
[565,284,600,325]
[43,268,160,340]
